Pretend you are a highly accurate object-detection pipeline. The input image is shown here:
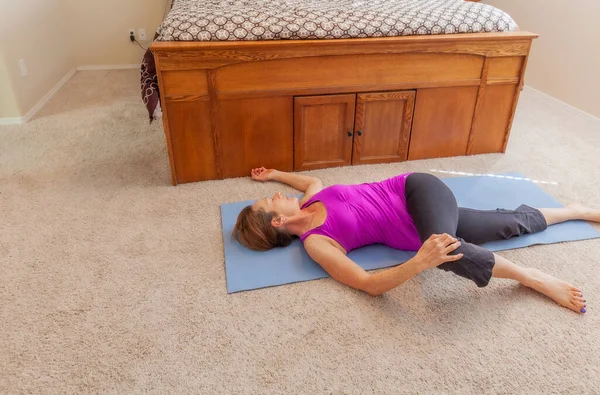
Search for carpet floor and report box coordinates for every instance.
[1,69,599,394]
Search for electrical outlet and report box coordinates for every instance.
[128,29,135,42]
[137,28,147,41]
[19,59,28,77]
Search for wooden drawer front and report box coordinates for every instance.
[409,86,478,160]
[294,94,356,171]
[353,91,415,165]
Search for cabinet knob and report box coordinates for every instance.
[357,130,363,136]
[347,131,353,137]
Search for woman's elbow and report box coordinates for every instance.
[366,289,383,297]
[361,276,384,297]
[366,288,385,297]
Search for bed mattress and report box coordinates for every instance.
[156,0,518,42]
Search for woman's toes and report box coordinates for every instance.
[568,302,585,313]
[571,298,584,307]
[569,299,586,312]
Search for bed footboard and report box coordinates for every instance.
[151,32,537,184]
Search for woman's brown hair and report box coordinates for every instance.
[233,206,296,251]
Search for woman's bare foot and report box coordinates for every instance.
[525,268,587,313]
[566,203,600,223]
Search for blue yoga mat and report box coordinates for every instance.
[221,173,600,293]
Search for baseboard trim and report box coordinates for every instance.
[0,117,23,126]
[0,67,77,125]
[76,64,141,71]
[523,85,600,123]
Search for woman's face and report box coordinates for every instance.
[252,192,300,217]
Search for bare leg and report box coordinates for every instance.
[491,254,587,313]
[539,204,600,226]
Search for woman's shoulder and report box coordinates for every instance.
[303,233,347,254]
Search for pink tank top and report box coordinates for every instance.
[300,173,422,252]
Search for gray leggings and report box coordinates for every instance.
[405,173,548,287]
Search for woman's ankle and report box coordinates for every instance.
[521,267,545,290]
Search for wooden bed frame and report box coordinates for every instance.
[151,31,537,185]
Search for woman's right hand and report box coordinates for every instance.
[415,234,463,271]
[251,167,276,182]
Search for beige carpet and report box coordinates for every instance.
[1,70,600,394]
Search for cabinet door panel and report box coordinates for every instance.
[468,84,519,154]
[353,91,415,165]
[219,97,293,178]
[164,98,217,184]
[408,86,478,160]
[294,94,355,171]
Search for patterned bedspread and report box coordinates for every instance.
[156,0,517,42]
[141,47,161,122]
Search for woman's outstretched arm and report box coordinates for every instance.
[251,167,323,204]
[304,234,463,296]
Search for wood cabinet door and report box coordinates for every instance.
[219,96,294,178]
[352,91,415,165]
[164,98,218,184]
[294,94,356,171]
[408,86,478,160]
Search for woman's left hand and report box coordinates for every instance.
[414,233,463,271]
[251,167,276,182]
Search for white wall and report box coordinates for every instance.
[486,0,600,118]
[0,0,167,120]
[64,0,167,66]
[0,0,75,118]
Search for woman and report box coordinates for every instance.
[234,168,599,313]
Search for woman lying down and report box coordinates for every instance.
[234,168,600,314]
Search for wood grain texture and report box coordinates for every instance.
[486,77,520,85]
[151,32,538,70]
[164,98,218,183]
[151,32,537,183]
[353,91,415,165]
[215,79,481,100]
[219,96,293,178]
[161,70,209,97]
[469,84,519,154]
[487,56,524,79]
[466,57,490,155]
[216,53,483,96]
[465,55,524,155]
[409,86,479,160]
[502,43,533,153]
[207,70,223,179]
[154,59,177,185]
[294,94,355,171]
